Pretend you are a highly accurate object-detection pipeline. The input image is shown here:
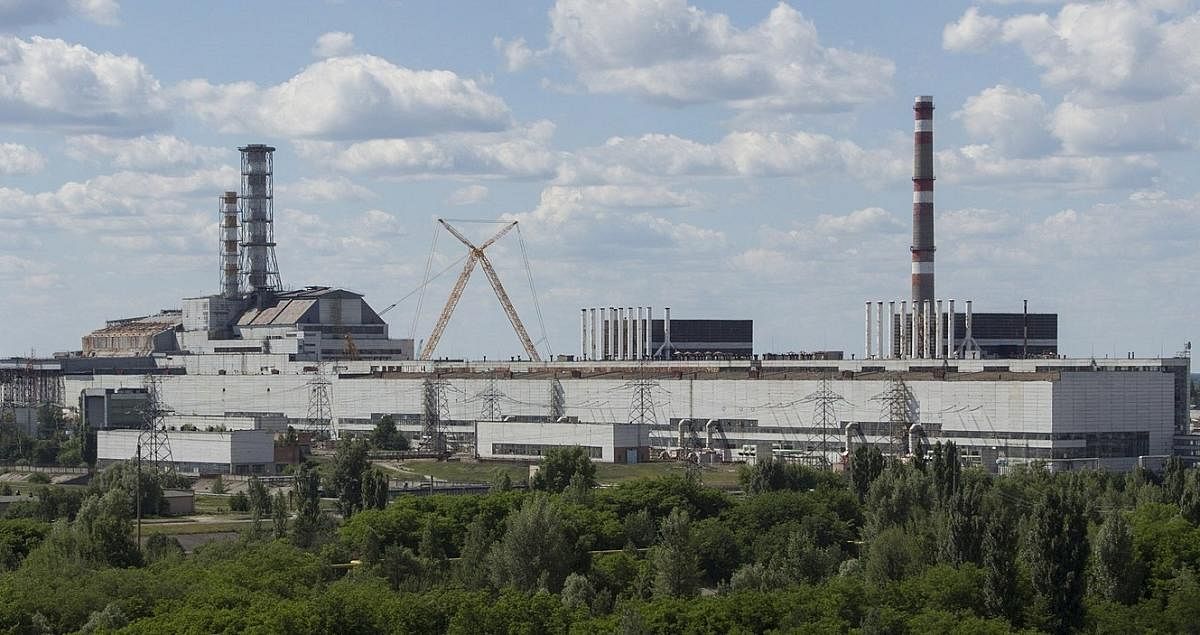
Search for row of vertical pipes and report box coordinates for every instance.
[580,306,670,360]
[864,299,973,359]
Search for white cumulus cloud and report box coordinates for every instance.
[0,142,44,174]
[545,0,893,111]
[0,0,119,29]
[957,85,1055,157]
[294,120,561,178]
[64,134,225,169]
[178,54,512,140]
[0,36,168,134]
[447,184,489,206]
[313,31,355,58]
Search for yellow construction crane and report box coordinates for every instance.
[419,219,541,361]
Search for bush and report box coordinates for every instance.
[26,473,50,485]
[229,492,249,512]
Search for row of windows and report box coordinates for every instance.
[491,443,602,459]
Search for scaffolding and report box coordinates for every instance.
[239,144,282,294]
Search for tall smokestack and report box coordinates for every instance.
[239,143,282,295]
[912,96,935,307]
[220,191,239,299]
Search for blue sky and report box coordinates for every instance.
[0,0,1196,360]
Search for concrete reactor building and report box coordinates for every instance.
[2,95,1190,475]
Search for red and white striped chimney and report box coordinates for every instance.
[911,95,935,306]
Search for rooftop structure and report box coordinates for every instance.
[238,144,282,296]
[81,311,182,357]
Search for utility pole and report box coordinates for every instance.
[306,365,333,440]
[625,365,659,463]
[1023,299,1029,359]
[802,375,847,469]
[135,442,142,548]
[139,375,175,475]
[873,374,918,459]
[421,378,449,453]
[549,378,565,421]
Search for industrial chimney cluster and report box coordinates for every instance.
[863,299,977,360]
[219,144,282,302]
[579,306,671,361]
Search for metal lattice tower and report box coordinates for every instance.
[802,376,847,469]
[239,144,282,294]
[138,375,175,474]
[626,375,658,428]
[549,378,565,421]
[306,368,333,439]
[479,375,504,422]
[420,378,449,452]
[874,375,918,458]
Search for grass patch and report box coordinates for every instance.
[140,520,253,536]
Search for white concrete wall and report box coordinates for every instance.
[69,360,1180,469]
[96,429,273,466]
[478,421,639,462]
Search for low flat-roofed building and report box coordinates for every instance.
[162,490,195,516]
[96,428,274,475]
[476,419,651,463]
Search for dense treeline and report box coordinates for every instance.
[4,444,1200,633]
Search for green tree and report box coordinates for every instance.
[74,489,141,567]
[291,462,324,548]
[1163,456,1186,504]
[866,526,914,585]
[1091,509,1136,604]
[458,514,495,589]
[379,544,422,591]
[850,446,885,501]
[79,603,128,634]
[360,469,389,511]
[143,533,184,563]
[940,477,986,565]
[490,470,514,492]
[650,507,701,598]
[247,476,272,516]
[271,491,289,539]
[981,508,1020,623]
[561,572,596,611]
[489,495,574,592]
[531,446,596,493]
[1029,485,1088,634]
[210,474,226,495]
[329,438,370,516]
[1180,469,1200,524]
[369,415,409,451]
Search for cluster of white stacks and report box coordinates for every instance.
[579,306,661,361]
[864,299,974,360]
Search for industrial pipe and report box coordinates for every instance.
[865,301,873,359]
[935,300,943,359]
[888,301,896,359]
[947,299,955,359]
[876,301,884,362]
[908,423,925,457]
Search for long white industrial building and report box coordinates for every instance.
[66,353,1190,473]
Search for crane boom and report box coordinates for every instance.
[419,253,479,360]
[477,251,541,361]
[418,219,542,361]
